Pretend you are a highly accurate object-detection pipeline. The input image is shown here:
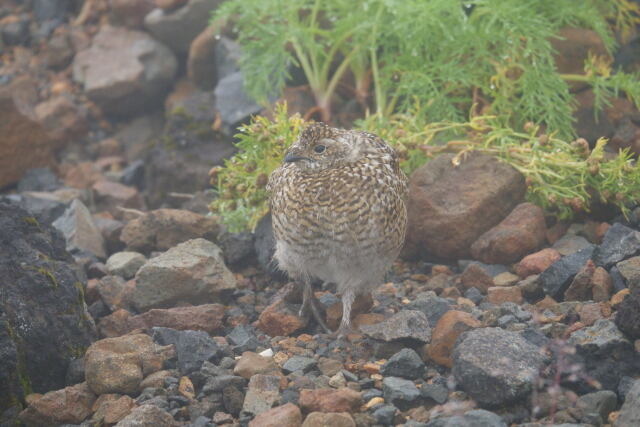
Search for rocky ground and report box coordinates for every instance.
[2,1,640,427]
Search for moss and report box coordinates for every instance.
[4,320,32,399]
[21,216,40,229]
[37,268,58,289]
[66,344,88,359]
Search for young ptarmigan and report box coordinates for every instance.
[267,123,408,336]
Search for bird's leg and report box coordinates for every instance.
[299,278,331,333]
[337,288,356,338]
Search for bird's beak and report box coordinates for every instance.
[284,148,311,163]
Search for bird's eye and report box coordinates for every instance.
[314,145,326,153]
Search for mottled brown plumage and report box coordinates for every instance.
[267,123,408,334]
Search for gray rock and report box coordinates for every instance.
[226,325,259,353]
[464,287,484,304]
[17,167,62,192]
[144,0,223,54]
[452,327,545,407]
[618,376,636,402]
[152,327,222,374]
[33,0,71,23]
[539,245,595,299]
[382,376,421,410]
[254,213,283,278]
[361,310,431,343]
[615,287,640,339]
[214,71,264,135]
[3,191,68,225]
[616,256,640,289]
[426,409,507,427]
[609,265,628,292]
[407,293,452,327]
[615,380,640,426]
[380,348,425,380]
[217,231,255,266]
[214,37,242,81]
[0,203,96,410]
[106,251,146,279]
[53,199,107,259]
[553,234,592,256]
[114,404,177,426]
[593,223,640,267]
[241,374,281,418]
[577,390,617,425]
[73,26,177,116]
[372,404,397,425]
[282,356,317,374]
[201,374,246,394]
[420,383,448,404]
[1,17,29,46]
[132,238,236,311]
[568,319,639,392]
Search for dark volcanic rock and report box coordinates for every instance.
[380,348,425,380]
[152,327,223,374]
[361,310,431,343]
[615,379,640,426]
[382,376,422,410]
[568,319,640,392]
[615,287,640,339]
[0,202,96,413]
[593,223,640,267]
[539,245,595,299]
[452,328,545,407]
[16,168,62,192]
[425,409,507,427]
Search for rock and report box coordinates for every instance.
[92,180,145,213]
[16,168,62,193]
[539,245,595,299]
[593,223,640,267]
[188,25,218,90]
[470,203,546,264]
[576,390,617,426]
[405,153,526,259]
[53,199,107,259]
[144,0,222,54]
[72,26,177,116]
[426,310,481,368]
[156,0,189,10]
[0,89,54,188]
[214,71,265,135]
[382,377,421,410]
[425,409,507,427]
[248,403,302,427]
[2,192,68,226]
[0,203,96,412]
[163,83,218,145]
[34,95,88,145]
[617,256,640,289]
[121,209,220,253]
[452,327,545,407]
[98,309,132,338]
[516,248,562,278]
[106,251,146,279]
[62,161,104,189]
[420,383,448,404]
[564,260,596,301]
[380,348,425,380]
[591,267,613,302]
[132,238,236,311]
[486,286,523,305]
[257,297,306,337]
[214,36,242,81]
[234,352,279,379]
[283,356,317,374]
[152,327,222,374]
[553,234,593,256]
[128,304,225,334]
[85,334,171,394]
[18,382,96,426]
[254,213,282,276]
[372,404,397,425]
[241,374,281,418]
[460,262,508,294]
[217,231,255,266]
[552,27,609,91]
[114,404,178,426]
[360,310,431,343]
[615,380,640,426]
[302,412,355,427]
[96,275,135,312]
[615,288,640,339]
[33,0,72,23]
[1,16,30,46]
[110,0,156,29]
[92,394,137,425]
[406,293,452,327]
[227,325,260,352]
[568,319,639,391]
[299,388,362,413]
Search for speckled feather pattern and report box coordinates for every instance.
[268,123,408,296]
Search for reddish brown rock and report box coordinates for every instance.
[299,388,362,414]
[156,0,189,10]
[592,267,613,302]
[426,310,481,368]
[115,404,178,426]
[249,403,303,427]
[404,153,526,259]
[516,248,562,278]
[187,25,217,90]
[0,89,54,188]
[92,394,136,425]
[139,370,174,389]
[62,162,104,189]
[97,275,136,312]
[93,180,145,213]
[120,209,220,253]
[19,382,96,426]
[110,0,155,28]
[552,27,608,92]
[487,286,524,305]
[257,299,306,337]
[98,308,133,338]
[460,263,495,294]
[302,412,355,427]
[470,203,547,264]
[85,334,173,394]
[234,352,280,379]
[34,95,88,146]
[128,304,225,334]
[579,303,606,326]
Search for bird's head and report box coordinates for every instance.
[282,123,369,172]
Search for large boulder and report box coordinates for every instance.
[0,89,54,188]
[0,203,96,413]
[72,26,177,116]
[405,153,526,260]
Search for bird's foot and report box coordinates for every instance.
[298,296,331,334]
